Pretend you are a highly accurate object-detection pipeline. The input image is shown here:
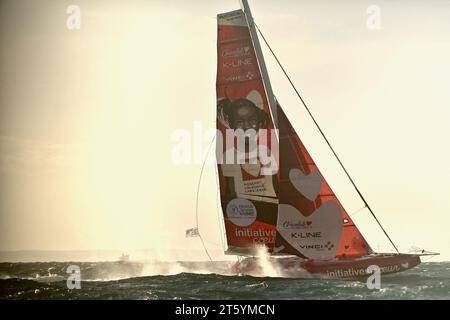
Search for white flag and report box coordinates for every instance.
[185,227,199,237]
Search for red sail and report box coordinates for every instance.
[275,106,372,259]
[216,10,279,255]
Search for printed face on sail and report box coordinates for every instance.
[231,103,260,130]
[220,97,268,152]
[216,90,278,175]
[216,97,278,175]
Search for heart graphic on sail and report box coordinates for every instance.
[277,201,343,260]
[241,162,261,177]
[289,168,323,201]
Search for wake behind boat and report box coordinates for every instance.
[188,0,438,279]
[231,253,426,279]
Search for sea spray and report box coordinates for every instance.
[139,260,236,277]
[253,245,282,277]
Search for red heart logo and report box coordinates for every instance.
[306,221,312,226]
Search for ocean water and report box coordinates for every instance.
[0,260,449,300]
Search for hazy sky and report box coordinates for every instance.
[1,0,449,261]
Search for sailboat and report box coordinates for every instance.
[118,253,130,263]
[211,0,437,279]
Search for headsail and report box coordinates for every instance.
[216,10,279,255]
[275,106,372,259]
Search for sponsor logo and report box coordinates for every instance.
[282,220,312,229]
[277,202,342,260]
[234,228,276,244]
[290,232,321,239]
[218,11,246,24]
[226,198,257,227]
[234,228,276,237]
[222,46,251,57]
[297,240,334,251]
[324,241,335,251]
[223,57,252,68]
[327,265,400,278]
[224,71,255,82]
[299,244,324,250]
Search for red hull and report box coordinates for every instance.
[232,253,421,279]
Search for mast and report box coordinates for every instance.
[240,0,278,129]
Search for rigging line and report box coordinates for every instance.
[254,23,400,254]
[214,161,227,251]
[349,205,368,218]
[195,135,216,262]
[422,254,439,262]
